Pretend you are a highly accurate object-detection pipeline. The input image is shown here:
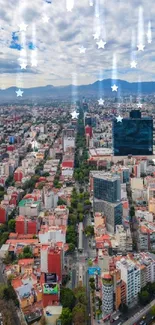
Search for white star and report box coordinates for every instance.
[89,0,93,6]
[148,38,152,44]
[96,40,106,49]
[71,111,79,119]
[116,115,123,123]
[93,32,100,40]
[20,62,27,70]
[137,44,145,51]
[42,15,50,23]
[130,60,137,68]
[18,23,28,32]
[66,0,74,12]
[16,89,23,97]
[111,84,118,92]
[31,59,38,67]
[79,46,86,54]
[98,98,104,105]
[137,102,142,108]
[95,13,100,18]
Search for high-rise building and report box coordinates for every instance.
[94,174,121,203]
[113,110,153,156]
[116,258,141,306]
[102,273,113,315]
[93,199,122,233]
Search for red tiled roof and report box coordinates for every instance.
[18,258,34,266]
[62,161,74,168]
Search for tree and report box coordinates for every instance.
[60,288,76,310]
[8,219,16,232]
[138,290,151,305]
[84,225,94,237]
[77,203,84,214]
[72,303,87,325]
[68,243,75,253]
[151,305,155,317]
[60,307,72,325]
[119,302,128,314]
[74,287,87,305]
[130,206,135,218]
[58,198,67,206]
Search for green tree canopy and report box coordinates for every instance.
[68,243,75,252]
[60,307,72,325]
[151,305,155,317]
[72,303,87,325]
[138,290,151,305]
[60,288,76,310]
[8,219,16,232]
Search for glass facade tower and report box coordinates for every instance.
[113,110,153,156]
[94,175,121,203]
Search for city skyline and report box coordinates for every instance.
[0,0,155,89]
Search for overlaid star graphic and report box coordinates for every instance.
[16,89,23,97]
[96,40,106,49]
[79,46,86,54]
[137,44,145,51]
[18,23,28,32]
[148,39,152,44]
[20,62,27,70]
[31,59,38,67]
[98,98,104,105]
[137,102,142,108]
[42,15,50,23]
[116,115,123,122]
[130,60,137,68]
[95,13,100,18]
[89,0,93,6]
[93,32,100,40]
[111,84,118,92]
[71,110,79,119]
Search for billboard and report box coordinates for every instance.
[88,267,101,275]
[45,273,57,283]
[43,283,58,295]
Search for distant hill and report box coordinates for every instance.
[1,79,155,102]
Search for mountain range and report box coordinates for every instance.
[1,79,155,102]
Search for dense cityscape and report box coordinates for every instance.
[1,0,155,324]
[0,97,154,325]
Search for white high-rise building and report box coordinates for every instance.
[116,258,141,306]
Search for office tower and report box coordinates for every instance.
[94,174,121,203]
[113,110,153,156]
[93,199,122,233]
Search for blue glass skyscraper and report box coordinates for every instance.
[113,110,153,156]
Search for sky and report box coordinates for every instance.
[0,0,155,88]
